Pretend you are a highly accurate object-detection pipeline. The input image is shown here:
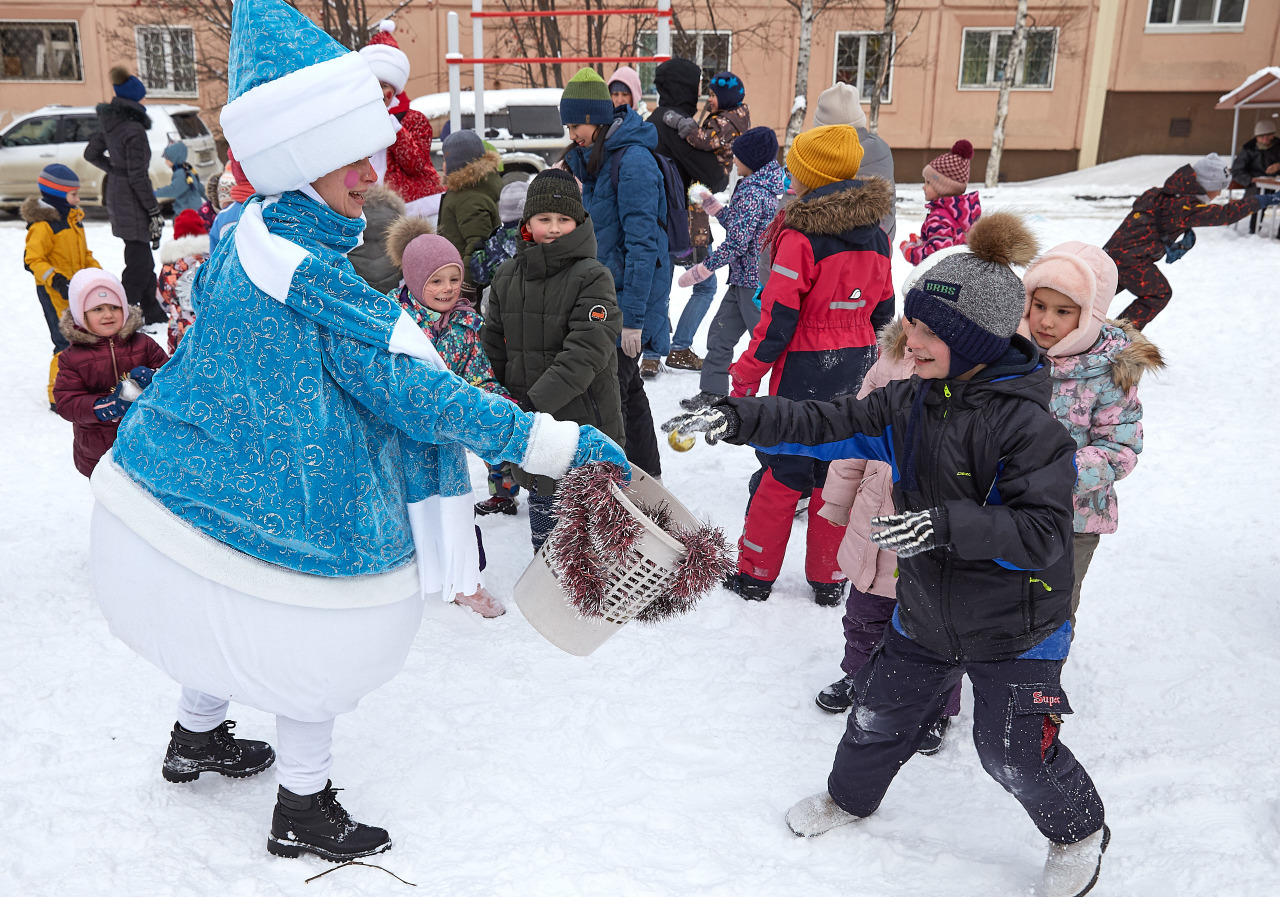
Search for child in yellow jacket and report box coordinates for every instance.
[23,164,101,408]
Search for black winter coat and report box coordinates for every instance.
[84,98,159,243]
[1230,136,1280,188]
[725,336,1077,663]
[652,59,728,194]
[482,217,625,494]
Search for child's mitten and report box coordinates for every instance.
[660,404,740,446]
[93,388,129,422]
[699,191,724,216]
[678,263,712,288]
[662,110,697,138]
[1163,230,1195,264]
[51,273,70,299]
[870,508,950,558]
[571,425,629,474]
[129,366,156,389]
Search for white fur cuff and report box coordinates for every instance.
[521,414,580,480]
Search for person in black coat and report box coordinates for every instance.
[1231,118,1280,191]
[84,66,166,324]
[652,58,728,195]
[661,212,1109,897]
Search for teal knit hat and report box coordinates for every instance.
[560,68,615,126]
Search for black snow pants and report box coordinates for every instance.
[827,625,1105,845]
[615,347,662,479]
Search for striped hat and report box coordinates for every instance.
[38,164,80,199]
[560,68,615,126]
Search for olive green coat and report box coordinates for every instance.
[437,150,503,283]
[482,217,624,494]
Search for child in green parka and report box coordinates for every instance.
[481,170,625,551]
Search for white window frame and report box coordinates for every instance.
[832,31,894,105]
[637,29,732,100]
[0,20,84,83]
[1145,0,1248,33]
[134,24,198,98]
[957,27,1058,91]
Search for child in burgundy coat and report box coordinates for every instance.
[54,270,168,477]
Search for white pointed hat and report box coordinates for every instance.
[219,0,396,196]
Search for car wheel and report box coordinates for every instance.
[501,170,534,186]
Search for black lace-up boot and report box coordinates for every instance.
[268,782,392,862]
[162,720,276,783]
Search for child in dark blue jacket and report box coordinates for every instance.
[154,142,204,215]
[662,212,1108,897]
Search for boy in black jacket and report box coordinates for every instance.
[662,213,1107,897]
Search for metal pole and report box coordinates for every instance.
[1231,107,1239,164]
[473,0,485,138]
[657,0,670,59]
[448,12,462,139]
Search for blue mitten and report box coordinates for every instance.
[93,389,128,422]
[1163,230,1195,264]
[1256,192,1280,209]
[129,366,155,389]
[572,425,630,478]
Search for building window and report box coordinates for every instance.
[135,25,197,97]
[636,30,731,99]
[959,28,1056,90]
[833,32,893,103]
[1147,0,1247,30]
[0,21,82,81]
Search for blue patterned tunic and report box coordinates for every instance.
[113,191,533,576]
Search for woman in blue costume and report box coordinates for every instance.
[88,0,626,863]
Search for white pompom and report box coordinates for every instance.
[378,19,396,33]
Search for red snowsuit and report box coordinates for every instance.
[1104,164,1263,329]
[384,106,444,204]
[728,177,896,587]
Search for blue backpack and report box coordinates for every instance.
[609,147,692,260]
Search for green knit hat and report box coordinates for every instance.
[560,68,615,125]
[523,169,585,225]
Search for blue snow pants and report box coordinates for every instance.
[828,625,1105,844]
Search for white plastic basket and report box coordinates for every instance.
[514,469,701,656]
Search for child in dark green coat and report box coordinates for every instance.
[437,130,503,291]
[482,170,624,550]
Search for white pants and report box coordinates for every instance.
[92,506,430,795]
[177,688,336,794]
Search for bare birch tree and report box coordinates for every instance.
[866,1,923,135]
[782,0,864,150]
[985,0,1029,187]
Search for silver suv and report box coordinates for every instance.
[0,103,221,212]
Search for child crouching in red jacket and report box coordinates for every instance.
[54,269,168,477]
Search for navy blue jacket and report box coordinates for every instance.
[726,336,1077,663]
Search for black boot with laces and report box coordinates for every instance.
[162,720,276,783]
[268,781,392,861]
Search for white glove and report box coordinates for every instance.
[620,327,643,358]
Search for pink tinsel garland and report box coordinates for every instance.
[544,464,733,623]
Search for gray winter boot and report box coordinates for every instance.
[785,792,859,837]
[1041,825,1109,897]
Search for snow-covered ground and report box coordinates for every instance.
[2,168,1278,896]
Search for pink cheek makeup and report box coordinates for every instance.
[343,169,361,189]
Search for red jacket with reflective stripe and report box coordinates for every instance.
[731,177,896,401]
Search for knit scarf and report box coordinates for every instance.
[395,285,472,341]
[234,190,447,372]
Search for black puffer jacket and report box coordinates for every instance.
[725,335,1077,663]
[84,98,159,243]
[1230,135,1280,188]
[652,58,728,193]
[482,217,624,494]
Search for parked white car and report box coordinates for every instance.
[411,88,568,182]
[0,104,221,212]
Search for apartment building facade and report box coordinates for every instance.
[3,0,1277,181]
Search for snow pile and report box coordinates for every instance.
[2,170,1279,894]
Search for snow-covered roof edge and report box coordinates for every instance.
[1219,66,1280,105]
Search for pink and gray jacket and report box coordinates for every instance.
[1044,320,1162,534]
[816,319,913,598]
[901,191,981,265]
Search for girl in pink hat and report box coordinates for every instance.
[54,269,168,477]
[1019,241,1165,625]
